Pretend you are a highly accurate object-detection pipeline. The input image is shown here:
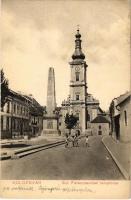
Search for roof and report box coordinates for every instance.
[116,91,131,106]
[91,115,110,123]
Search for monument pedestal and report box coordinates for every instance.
[42,129,59,135]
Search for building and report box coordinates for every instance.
[116,91,131,142]
[24,95,44,137]
[1,90,29,139]
[91,115,110,136]
[109,91,131,142]
[59,29,102,134]
[1,90,44,139]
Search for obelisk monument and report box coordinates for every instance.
[43,67,58,134]
[47,67,56,115]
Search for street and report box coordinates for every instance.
[1,136,124,180]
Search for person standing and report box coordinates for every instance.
[74,132,79,147]
[85,135,89,147]
[65,135,69,148]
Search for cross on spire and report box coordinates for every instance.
[77,24,80,31]
[71,26,85,60]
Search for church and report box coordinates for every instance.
[43,29,107,135]
[59,28,104,134]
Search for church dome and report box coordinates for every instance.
[72,29,85,60]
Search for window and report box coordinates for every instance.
[7,102,10,113]
[3,116,6,130]
[76,95,79,100]
[76,72,80,81]
[124,110,127,126]
[14,104,16,113]
[21,106,23,115]
[76,113,79,120]
[99,125,101,129]
[86,110,90,121]
[1,116,3,130]
[17,105,19,114]
[6,117,9,130]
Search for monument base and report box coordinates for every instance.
[42,129,59,135]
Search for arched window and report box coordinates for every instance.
[124,110,127,126]
[76,72,80,81]
[76,113,79,120]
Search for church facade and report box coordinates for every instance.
[59,29,102,134]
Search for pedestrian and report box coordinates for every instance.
[72,136,75,147]
[74,134,79,147]
[85,135,89,147]
[65,135,69,148]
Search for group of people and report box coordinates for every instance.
[65,130,90,148]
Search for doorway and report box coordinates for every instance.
[114,115,120,140]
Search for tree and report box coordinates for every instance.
[1,69,9,109]
[64,113,78,134]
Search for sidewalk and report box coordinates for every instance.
[102,135,131,180]
[0,135,64,159]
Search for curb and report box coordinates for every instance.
[102,137,130,180]
[0,155,11,160]
[0,140,65,160]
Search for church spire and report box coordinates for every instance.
[72,27,85,60]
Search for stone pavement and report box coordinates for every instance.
[102,135,131,180]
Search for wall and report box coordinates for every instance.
[119,97,131,142]
[91,123,110,136]
[1,99,29,139]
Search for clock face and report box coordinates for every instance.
[75,66,80,71]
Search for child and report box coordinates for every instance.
[74,134,79,147]
[85,136,89,147]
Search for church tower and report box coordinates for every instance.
[69,28,88,131]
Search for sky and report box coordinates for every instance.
[2,0,130,111]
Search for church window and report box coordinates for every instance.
[76,72,80,81]
[76,95,79,100]
[76,113,79,120]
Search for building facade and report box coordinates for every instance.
[59,29,102,135]
[1,90,29,139]
[1,90,43,139]
[116,92,131,142]
[91,115,110,136]
[109,91,131,142]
